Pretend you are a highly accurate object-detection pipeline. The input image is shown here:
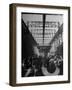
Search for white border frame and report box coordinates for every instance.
[16,7,68,84]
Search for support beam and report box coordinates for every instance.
[43,14,46,45]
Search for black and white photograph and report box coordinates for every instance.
[21,13,63,77]
[9,4,70,86]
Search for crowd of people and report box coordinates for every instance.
[22,49,63,77]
